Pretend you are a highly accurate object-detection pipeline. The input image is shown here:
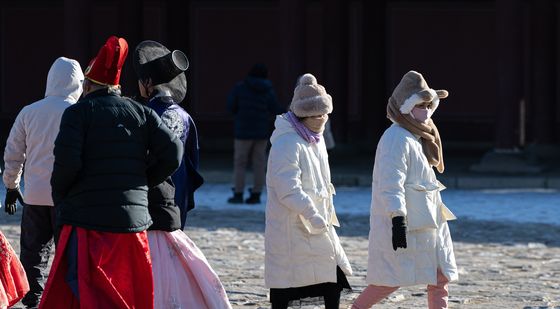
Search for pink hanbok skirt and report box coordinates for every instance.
[148,230,232,309]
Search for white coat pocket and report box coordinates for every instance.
[404,183,439,231]
[440,203,457,221]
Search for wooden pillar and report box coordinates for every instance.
[531,0,556,144]
[362,0,387,148]
[323,0,349,143]
[470,0,542,173]
[64,0,91,66]
[495,0,523,149]
[280,0,305,102]
[118,0,143,97]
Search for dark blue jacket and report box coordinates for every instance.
[51,89,183,233]
[227,77,283,139]
[148,96,203,229]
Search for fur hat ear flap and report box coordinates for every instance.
[436,89,448,99]
[431,90,448,112]
[417,89,435,102]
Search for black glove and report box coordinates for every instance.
[391,216,407,251]
[4,187,23,215]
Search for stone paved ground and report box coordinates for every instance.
[1,208,559,308]
[185,209,560,309]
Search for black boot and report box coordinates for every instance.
[245,188,261,204]
[227,189,244,204]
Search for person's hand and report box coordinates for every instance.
[4,187,23,215]
[391,216,407,251]
[308,213,328,230]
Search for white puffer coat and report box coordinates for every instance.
[367,123,458,287]
[3,57,83,206]
[264,115,352,289]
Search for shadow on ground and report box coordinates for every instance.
[5,206,557,248]
[186,208,560,247]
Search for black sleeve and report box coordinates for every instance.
[51,106,85,205]
[145,108,183,187]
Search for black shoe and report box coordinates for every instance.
[227,189,244,204]
[22,294,38,309]
[245,188,261,204]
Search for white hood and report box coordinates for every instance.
[270,114,295,143]
[45,57,84,102]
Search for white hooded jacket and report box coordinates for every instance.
[3,57,83,206]
[264,115,352,289]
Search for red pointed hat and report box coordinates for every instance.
[84,36,128,86]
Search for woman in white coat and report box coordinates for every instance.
[352,71,458,309]
[265,74,352,309]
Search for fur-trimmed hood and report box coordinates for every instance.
[391,71,448,115]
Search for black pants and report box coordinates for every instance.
[270,266,349,309]
[271,290,341,309]
[20,205,57,308]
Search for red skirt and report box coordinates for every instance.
[0,231,29,308]
[39,225,154,309]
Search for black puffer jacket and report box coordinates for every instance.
[147,177,181,231]
[51,89,183,232]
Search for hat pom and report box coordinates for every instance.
[298,73,317,86]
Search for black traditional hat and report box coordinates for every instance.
[133,40,189,103]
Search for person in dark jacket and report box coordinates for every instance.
[39,36,182,309]
[133,40,204,229]
[226,63,283,204]
[134,40,231,308]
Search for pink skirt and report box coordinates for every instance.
[0,231,29,309]
[148,230,232,309]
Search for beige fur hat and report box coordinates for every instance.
[391,71,448,114]
[290,73,333,117]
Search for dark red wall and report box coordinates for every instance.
[0,0,557,153]
[386,2,498,142]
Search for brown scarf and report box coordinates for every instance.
[386,97,444,173]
